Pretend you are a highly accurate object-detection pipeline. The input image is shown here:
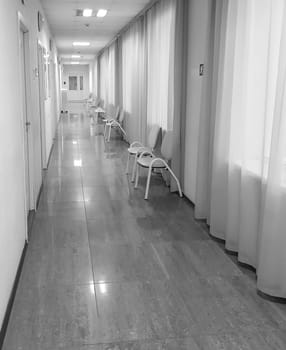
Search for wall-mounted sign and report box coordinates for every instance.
[38,11,44,32]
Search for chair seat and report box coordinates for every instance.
[137,156,166,168]
[107,121,120,127]
[93,107,105,113]
[127,146,149,155]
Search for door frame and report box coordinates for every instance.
[17,12,35,239]
[37,40,47,169]
[63,64,90,102]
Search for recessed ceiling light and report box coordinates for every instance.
[83,8,93,17]
[70,62,80,65]
[73,42,90,47]
[72,55,81,58]
[97,9,107,17]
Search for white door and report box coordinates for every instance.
[20,29,30,216]
[68,73,86,101]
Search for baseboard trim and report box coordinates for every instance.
[0,205,37,348]
[36,182,43,210]
[46,143,54,169]
[257,289,286,304]
[27,210,36,236]
[0,242,28,349]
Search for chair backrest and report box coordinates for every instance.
[161,130,173,161]
[147,125,160,150]
[95,96,100,106]
[114,105,121,120]
[118,108,125,124]
[99,99,104,108]
[106,103,114,116]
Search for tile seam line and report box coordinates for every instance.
[65,327,279,347]
[79,139,100,317]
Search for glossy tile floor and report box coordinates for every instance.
[3,114,286,350]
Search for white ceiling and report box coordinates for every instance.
[40,0,152,61]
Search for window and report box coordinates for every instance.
[69,76,77,90]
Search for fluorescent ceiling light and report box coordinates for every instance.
[72,55,81,58]
[73,159,82,167]
[73,42,90,47]
[99,282,107,294]
[97,9,107,17]
[83,8,93,17]
[70,62,80,65]
[89,284,95,295]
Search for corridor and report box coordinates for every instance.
[3,114,286,349]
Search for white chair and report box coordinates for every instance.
[105,108,126,142]
[88,97,102,123]
[126,124,161,182]
[134,130,183,200]
[103,105,120,139]
[86,94,95,116]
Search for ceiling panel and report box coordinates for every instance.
[40,0,152,60]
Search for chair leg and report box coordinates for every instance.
[119,125,126,136]
[144,166,153,200]
[131,154,138,182]
[108,125,112,142]
[104,123,107,139]
[126,153,130,174]
[135,164,140,188]
[167,166,183,197]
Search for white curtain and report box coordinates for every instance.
[93,58,98,98]
[195,0,286,298]
[120,0,176,143]
[146,0,176,131]
[99,51,108,106]
[257,0,286,297]
[107,43,116,105]
[98,46,117,113]
[121,19,147,143]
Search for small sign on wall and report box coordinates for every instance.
[38,11,44,32]
[199,64,204,76]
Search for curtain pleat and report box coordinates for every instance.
[121,19,147,143]
[257,0,286,297]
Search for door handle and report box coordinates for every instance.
[25,121,31,132]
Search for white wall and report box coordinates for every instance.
[183,0,214,202]
[0,0,59,329]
